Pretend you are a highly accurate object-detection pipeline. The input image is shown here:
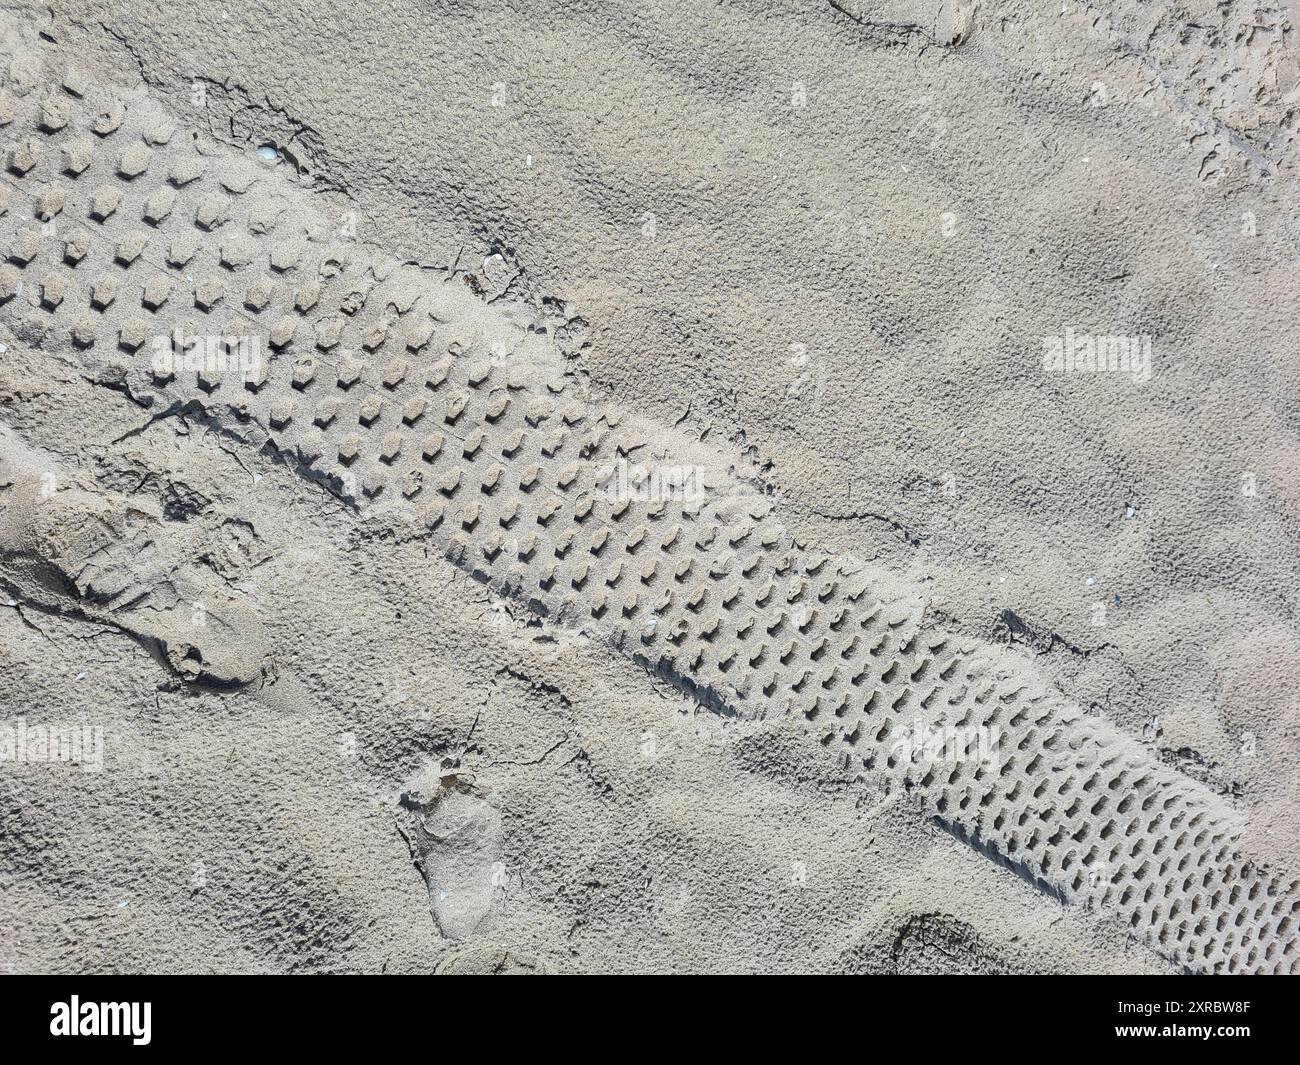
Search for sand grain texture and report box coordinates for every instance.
[0,1,1297,974]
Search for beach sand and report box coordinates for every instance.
[1,0,1297,973]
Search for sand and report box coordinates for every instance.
[0,0,1297,974]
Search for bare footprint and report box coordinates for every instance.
[398,772,505,942]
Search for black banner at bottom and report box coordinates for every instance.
[1,975,1292,1052]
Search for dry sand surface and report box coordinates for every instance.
[0,0,1298,974]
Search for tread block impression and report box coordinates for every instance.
[0,40,1296,974]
